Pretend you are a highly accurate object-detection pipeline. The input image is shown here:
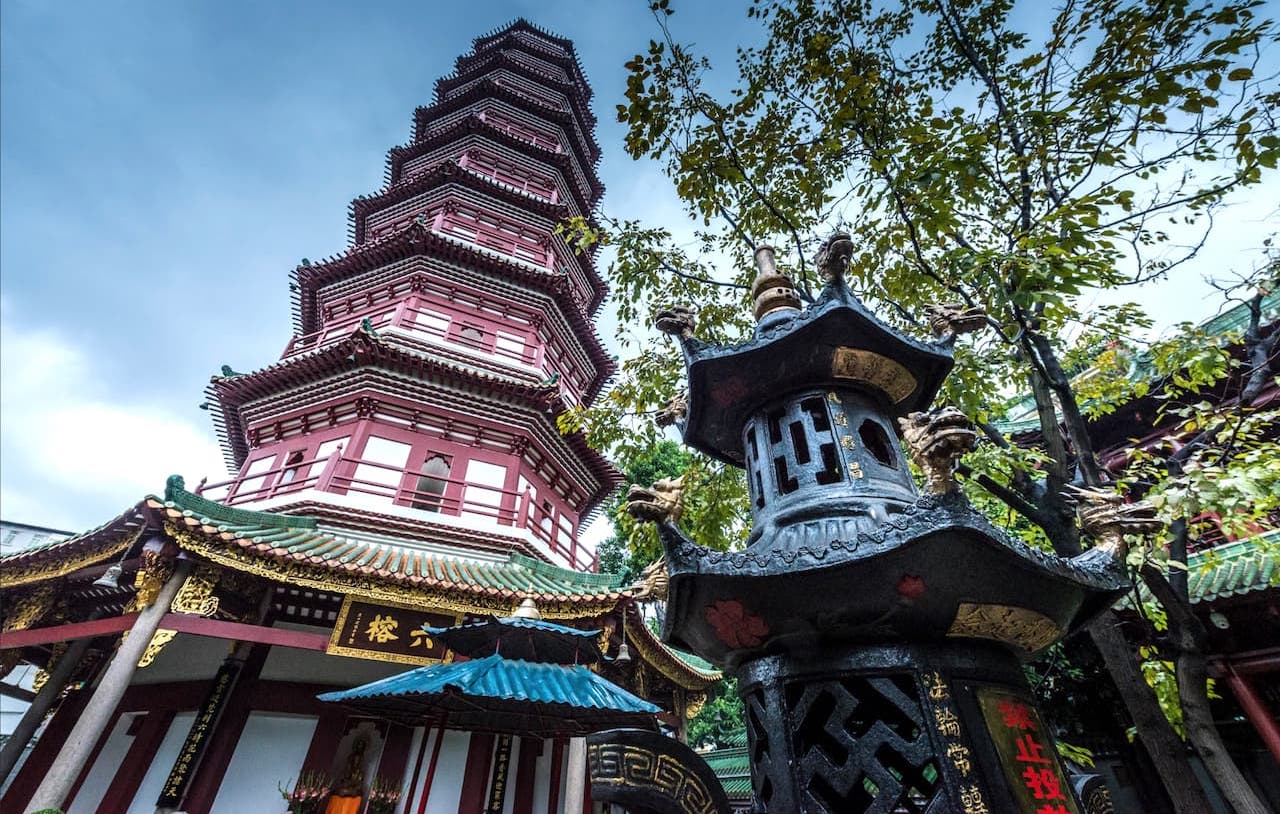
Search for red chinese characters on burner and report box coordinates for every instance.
[1001,700,1072,814]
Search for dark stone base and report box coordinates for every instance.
[736,641,1087,814]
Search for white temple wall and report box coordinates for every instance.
[209,712,318,814]
[125,711,195,814]
[530,736,554,813]
[423,728,470,814]
[395,725,427,814]
[65,712,136,814]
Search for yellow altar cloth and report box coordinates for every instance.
[324,795,362,814]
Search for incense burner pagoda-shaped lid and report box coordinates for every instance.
[633,234,1129,669]
[673,244,954,468]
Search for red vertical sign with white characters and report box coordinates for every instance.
[977,688,1082,814]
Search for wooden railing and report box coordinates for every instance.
[198,451,596,571]
[283,300,533,364]
[280,299,588,404]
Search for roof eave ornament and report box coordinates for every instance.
[1067,485,1163,567]
[815,230,854,287]
[898,406,979,495]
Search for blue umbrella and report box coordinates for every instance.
[422,616,603,664]
[318,653,659,737]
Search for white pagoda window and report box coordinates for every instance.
[463,459,508,522]
[237,455,276,500]
[354,436,412,504]
[494,332,526,363]
[413,308,450,339]
[411,455,452,512]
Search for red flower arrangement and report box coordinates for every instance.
[705,599,769,648]
[278,769,331,814]
[367,776,402,814]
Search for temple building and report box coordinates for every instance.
[0,20,717,814]
[993,290,1280,812]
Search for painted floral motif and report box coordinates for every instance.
[896,574,927,602]
[705,599,769,648]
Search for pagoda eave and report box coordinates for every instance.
[350,158,572,245]
[469,19,592,97]
[295,223,610,336]
[388,114,603,210]
[0,490,628,617]
[436,50,597,129]
[414,82,601,175]
[206,344,621,511]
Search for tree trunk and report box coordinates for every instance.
[1088,610,1215,814]
[1142,566,1270,814]
[1149,290,1277,813]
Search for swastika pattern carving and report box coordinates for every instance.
[786,674,941,813]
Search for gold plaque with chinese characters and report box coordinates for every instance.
[326,595,462,665]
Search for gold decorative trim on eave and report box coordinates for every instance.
[625,613,721,690]
[831,347,917,403]
[946,601,1064,654]
[0,530,142,590]
[166,523,619,620]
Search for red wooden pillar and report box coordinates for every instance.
[95,709,176,814]
[1226,665,1280,765]
[512,737,540,814]
[458,732,495,814]
[374,722,414,787]
[1,687,89,811]
[299,707,348,775]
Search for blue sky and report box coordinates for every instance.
[1,1,1274,534]
[0,1,762,532]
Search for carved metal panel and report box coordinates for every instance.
[786,674,941,813]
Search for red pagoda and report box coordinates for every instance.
[202,16,616,573]
[0,20,718,814]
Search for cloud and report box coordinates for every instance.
[0,308,226,531]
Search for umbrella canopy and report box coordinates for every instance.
[423,616,603,664]
[317,654,659,737]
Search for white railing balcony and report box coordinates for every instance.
[280,299,588,405]
[197,451,597,571]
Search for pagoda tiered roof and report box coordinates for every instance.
[468,19,592,99]
[412,77,602,178]
[205,328,619,501]
[350,157,573,245]
[346,154,606,299]
[436,48,597,130]
[430,60,600,163]
[387,113,603,213]
[292,218,611,336]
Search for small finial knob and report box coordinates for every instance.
[751,246,801,321]
[513,597,542,619]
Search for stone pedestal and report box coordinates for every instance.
[737,643,1085,814]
